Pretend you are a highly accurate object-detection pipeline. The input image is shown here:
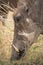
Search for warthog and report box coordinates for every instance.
[11,0,43,60]
[0,0,43,60]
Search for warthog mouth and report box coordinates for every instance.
[11,43,25,60]
[18,49,25,57]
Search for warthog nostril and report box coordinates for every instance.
[14,49,25,60]
[18,49,25,57]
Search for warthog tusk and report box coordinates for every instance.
[12,44,19,53]
[11,43,19,53]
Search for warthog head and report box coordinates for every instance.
[11,0,41,60]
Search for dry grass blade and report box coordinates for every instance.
[0,0,14,12]
[0,5,8,13]
[0,0,7,5]
[2,4,14,11]
[0,9,7,15]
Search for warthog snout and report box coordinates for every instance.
[11,42,25,60]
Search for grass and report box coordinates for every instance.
[0,34,43,65]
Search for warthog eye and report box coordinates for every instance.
[14,13,22,22]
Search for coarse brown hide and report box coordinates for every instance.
[11,0,43,60]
